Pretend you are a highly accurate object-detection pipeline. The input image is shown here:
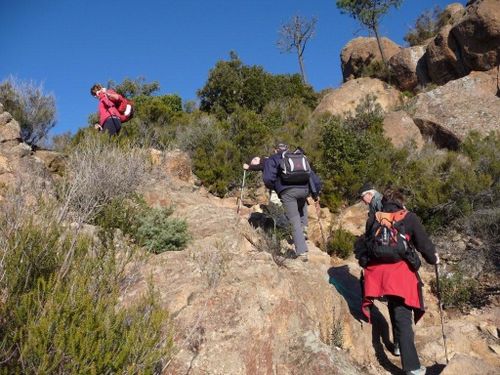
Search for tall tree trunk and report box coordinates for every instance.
[297,51,308,84]
[373,23,391,83]
[373,23,388,67]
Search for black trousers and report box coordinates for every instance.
[387,296,421,372]
[103,116,121,136]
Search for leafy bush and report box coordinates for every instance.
[0,76,56,145]
[137,207,190,253]
[197,52,317,117]
[404,6,450,46]
[0,202,172,373]
[326,228,356,259]
[430,271,479,310]
[91,194,148,239]
[360,60,391,82]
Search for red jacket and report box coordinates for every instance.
[97,89,122,125]
[362,261,424,322]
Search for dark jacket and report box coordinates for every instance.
[263,152,322,196]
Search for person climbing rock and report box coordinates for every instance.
[359,187,439,375]
[263,142,321,261]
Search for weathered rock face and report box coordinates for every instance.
[340,37,401,81]
[332,202,368,237]
[452,0,500,72]
[389,46,429,91]
[411,69,500,149]
[127,176,365,375]
[383,111,424,150]
[426,25,469,85]
[313,78,402,118]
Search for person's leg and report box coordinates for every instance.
[388,298,400,355]
[390,298,421,372]
[103,116,122,136]
[280,188,308,255]
[297,193,309,242]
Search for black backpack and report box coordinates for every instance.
[369,210,421,270]
[279,149,311,184]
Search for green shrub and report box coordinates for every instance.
[431,271,479,310]
[326,228,355,259]
[91,194,149,241]
[137,207,190,253]
[0,208,172,373]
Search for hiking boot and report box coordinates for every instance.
[406,366,426,375]
[296,253,308,262]
[393,342,400,356]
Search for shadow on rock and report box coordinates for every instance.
[370,304,402,374]
[328,265,366,322]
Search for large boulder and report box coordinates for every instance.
[388,45,429,91]
[451,0,500,71]
[129,176,365,375]
[340,37,401,81]
[313,78,402,118]
[383,111,424,150]
[411,69,500,149]
[426,25,469,85]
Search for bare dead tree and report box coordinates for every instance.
[277,15,317,84]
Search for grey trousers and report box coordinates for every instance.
[280,187,309,254]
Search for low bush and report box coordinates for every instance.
[430,271,479,310]
[0,203,173,373]
[326,228,356,259]
[137,206,190,253]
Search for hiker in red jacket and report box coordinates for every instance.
[90,84,133,135]
[359,187,439,375]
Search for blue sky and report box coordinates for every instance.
[0,0,464,136]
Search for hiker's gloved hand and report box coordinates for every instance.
[435,253,440,264]
[243,163,249,170]
[312,194,319,202]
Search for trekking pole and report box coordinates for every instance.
[236,169,247,214]
[314,198,327,249]
[434,263,450,364]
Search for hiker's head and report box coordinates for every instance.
[359,182,377,205]
[382,187,406,207]
[90,83,103,97]
[274,142,288,153]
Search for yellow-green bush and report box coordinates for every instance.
[430,271,479,310]
[326,228,356,259]
[0,206,173,374]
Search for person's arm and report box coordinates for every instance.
[263,157,277,190]
[407,213,438,264]
[98,92,115,108]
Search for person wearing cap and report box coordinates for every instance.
[262,143,322,261]
[358,182,383,234]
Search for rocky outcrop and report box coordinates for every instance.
[426,24,469,85]
[313,78,402,118]
[127,175,364,375]
[451,0,500,72]
[441,3,466,26]
[332,202,367,236]
[0,104,56,200]
[383,111,424,150]
[411,69,500,149]
[388,46,429,91]
[340,37,401,81]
